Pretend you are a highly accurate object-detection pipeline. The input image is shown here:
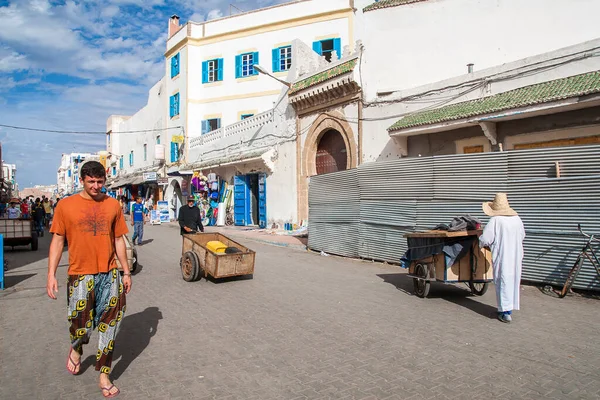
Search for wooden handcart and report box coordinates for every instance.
[404,230,493,298]
[180,232,255,282]
[116,235,138,274]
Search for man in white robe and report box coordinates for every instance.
[479,193,525,323]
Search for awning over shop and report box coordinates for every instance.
[186,148,275,172]
[388,70,600,136]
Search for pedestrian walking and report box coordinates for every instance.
[130,196,147,245]
[42,197,52,228]
[178,196,204,235]
[479,193,525,323]
[46,161,131,398]
[20,199,29,219]
[32,198,45,236]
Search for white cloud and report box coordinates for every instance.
[189,12,205,22]
[206,8,224,20]
[0,51,29,73]
[100,5,120,18]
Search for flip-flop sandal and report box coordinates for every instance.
[66,348,81,375]
[101,384,120,398]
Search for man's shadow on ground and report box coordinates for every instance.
[81,307,163,379]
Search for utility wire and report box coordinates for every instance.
[0,124,183,135]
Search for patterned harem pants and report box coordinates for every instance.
[67,269,126,374]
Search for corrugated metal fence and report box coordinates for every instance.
[308,145,600,291]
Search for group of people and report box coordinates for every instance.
[1,196,58,234]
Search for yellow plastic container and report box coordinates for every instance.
[206,240,227,254]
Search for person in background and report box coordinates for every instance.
[479,193,526,324]
[20,199,30,219]
[130,196,148,246]
[32,198,46,236]
[42,197,52,228]
[7,201,21,219]
[178,196,204,235]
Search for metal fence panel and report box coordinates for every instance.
[433,152,508,201]
[357,157,433,200]
[508,145,600,180]
[358,223,414,263]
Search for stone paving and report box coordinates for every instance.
[1,224,599,400]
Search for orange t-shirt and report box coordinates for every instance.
[50,194,129,275]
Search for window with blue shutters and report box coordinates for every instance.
[129,151,134,166]
[171,53,180,78]
[272,46,292,72]
[119,157,123,169]
[170,142,179,162]
[112,167,117,176]
[68,170,71,177]
[235,52,259,78]
[202,58,223,83]
[169,93,180,118]
[312,38,341,62]
[201,118,221,135]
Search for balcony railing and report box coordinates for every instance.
[189,109,274,149]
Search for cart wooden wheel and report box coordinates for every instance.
[413,263,430,298]
[469,281,489,296]
[130,248,138,274]
[30,232,39,251]
[181,251,200,282]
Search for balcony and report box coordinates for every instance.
[189,110,274,149]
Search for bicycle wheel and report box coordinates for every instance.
[559,256,584,298]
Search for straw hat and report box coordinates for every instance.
[482,193,517,217]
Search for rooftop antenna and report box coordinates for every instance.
[229,4,245,15]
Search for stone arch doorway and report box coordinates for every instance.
[298,111,358,221]
[165,179,183,220]
[316,129,348,175]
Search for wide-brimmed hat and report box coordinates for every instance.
[482,193,517,217]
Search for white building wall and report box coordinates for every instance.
[108,79,167,176]
[359,39,600,162]
[356,0,600,100]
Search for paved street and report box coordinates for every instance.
[1,224,599,400]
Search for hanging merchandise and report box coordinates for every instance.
[208,173,217,182]
[211,181,219,191]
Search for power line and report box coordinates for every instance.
[0,124,183,135]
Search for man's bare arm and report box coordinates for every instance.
[47,234,65,299]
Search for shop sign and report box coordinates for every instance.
[150,209,161,225]
[171,135,184,144]
[157,200,170,222]
[143,172,157,182]
[157,177,169,185]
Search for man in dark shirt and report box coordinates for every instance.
[32,198,46,236]
[178,196,204,235]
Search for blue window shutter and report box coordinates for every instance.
[313,41,322,55]
[217,58,223,81]
[217,118,221,129]
[201,120,209,135]
[171,142,177,162]
[169,95,174,118]
[333,38,342,60]
[202,61,208,84]
[68,170,71,177]
[174,93,179,116]
[235,55,242,78]
[119,158,123,169]
[272,48,279,72]
[252,52,259,75]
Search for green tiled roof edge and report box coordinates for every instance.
[289,59,357,94]
[388,70,600,131]
[363,0,428,12]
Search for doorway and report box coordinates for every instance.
[316,129,348,175]
[234,173,267,227]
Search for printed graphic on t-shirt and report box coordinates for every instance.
[78,204,110,236]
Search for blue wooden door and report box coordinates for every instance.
[258,174,267,229]
[234,175,248,226]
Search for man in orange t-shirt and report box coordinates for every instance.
[47,161,131,399]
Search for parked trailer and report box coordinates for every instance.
[180,232,255,282]
[0,218,38,251]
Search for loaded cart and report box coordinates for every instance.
[180,232,255,282]
[403,230,493,298]
[115,235,138,274]
[0,218,38,251]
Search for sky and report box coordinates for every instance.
[0,0,289,188]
